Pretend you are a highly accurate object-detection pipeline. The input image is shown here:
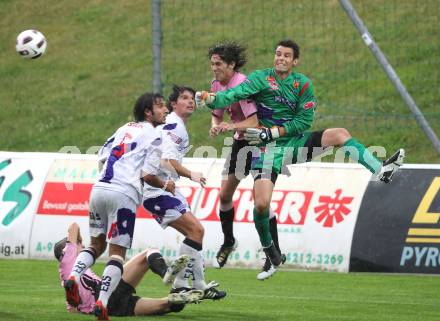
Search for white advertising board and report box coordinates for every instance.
[0,153,53,258]
[2,152,372,273]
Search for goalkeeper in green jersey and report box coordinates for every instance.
[195,39,405,268]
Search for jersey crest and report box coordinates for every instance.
[266,76,279,90]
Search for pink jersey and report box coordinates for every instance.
[59,242,101,314]
[211,72,257,140]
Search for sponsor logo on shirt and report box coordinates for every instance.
[293,80,300,89]
[303,101,316,110]
[167,131,183,145]
[274,96,297,111]
[266,76,279,90]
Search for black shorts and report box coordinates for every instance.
[252,130,324,185]
[222,139,257,180]
[107,280,141,317]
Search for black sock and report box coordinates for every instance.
[220,208,235,246]
[147,252,168,278]
[269,217,281,253]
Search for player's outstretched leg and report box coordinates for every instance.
[377,148,405,183]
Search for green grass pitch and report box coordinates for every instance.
[0,259,439,321]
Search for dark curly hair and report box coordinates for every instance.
[133,92,164,122]
[208,41,247,71]
[276,39,300,60]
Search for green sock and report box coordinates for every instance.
[342,138,382,174]
[253,208,272,247]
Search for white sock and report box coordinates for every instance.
[191,250,206,290]
[97,259,123,307]
[173,239,206,290]
[69,249,95,282]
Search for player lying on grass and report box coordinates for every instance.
[196,38,405,272]
[55,222,203,319]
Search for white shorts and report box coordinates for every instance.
[142,190,190,229]
[89,187,137,249]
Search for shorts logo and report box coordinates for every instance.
[303,101,316,110]
[266,76,279,91]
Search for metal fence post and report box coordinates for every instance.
[152,0,162,93]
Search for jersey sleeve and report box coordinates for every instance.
[282,80,317,136]
[208,71,266,109]
[98,133,116,163]
[141,135,162,175]
[160,123,183,160]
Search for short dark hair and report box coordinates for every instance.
[208,41,247,71]
[133,92,164,122]
[54,237,68,262]
[276,39,300,59]
[167,84,195,111]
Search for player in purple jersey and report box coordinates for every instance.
[143,85,226,300]
[207,42,285,280]
[55,223,203,318]
[64,92,176,320]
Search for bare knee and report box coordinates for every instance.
[322,128,351,147]
[219,189,234,206]
[254,198,271,214]
[90,235,107,257]
[187,222,204,243]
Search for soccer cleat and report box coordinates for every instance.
[202,281,227,300]
[64,276,81,307]
[94,300,109,321]
[263,242,282,267]
[163,255,190,285]
[168,289,204,304]
[378,148,405,183]
[257,254,286,281]
[213,240,238,268]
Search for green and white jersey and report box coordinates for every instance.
[208,68,317,144]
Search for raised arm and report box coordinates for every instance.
[196,71,266,110]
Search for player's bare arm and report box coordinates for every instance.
[210,113,224,137]
[162,159,206,187]
[143,174,176,195]
[67,222,81,244]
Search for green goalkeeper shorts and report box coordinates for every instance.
[251,130,325,175]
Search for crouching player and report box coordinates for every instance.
[55,223,203,319]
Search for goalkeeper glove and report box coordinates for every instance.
[244,127,280,145]
[195,91,215,109]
